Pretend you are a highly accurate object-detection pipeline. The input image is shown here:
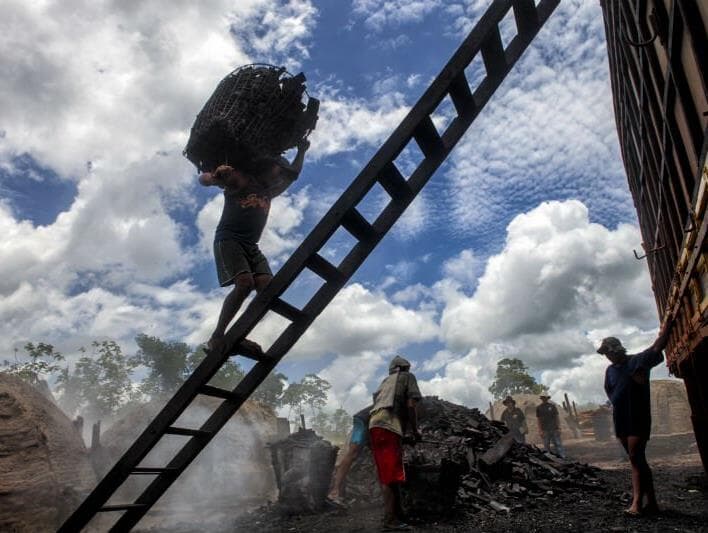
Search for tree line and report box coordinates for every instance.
[1,336,351,442]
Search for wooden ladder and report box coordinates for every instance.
[58,1,559,530]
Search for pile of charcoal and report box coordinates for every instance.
[349,396,602,517]
[408,397,602,515]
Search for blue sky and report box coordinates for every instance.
[0,0,665,411]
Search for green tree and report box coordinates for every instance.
[252,371,288,408]
[1,342,64,384]
[331,407,350,437]
[132,334,191,397]
[282,373,331,420]
[310,409,332,435]
[56,341,137,420]
[488,358,548,400]
[186,347,245,391]
[308,407,351,442]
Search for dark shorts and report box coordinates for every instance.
[214,240,272,287]
[613,412,651,440]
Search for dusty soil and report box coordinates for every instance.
[138,434,707,533]
[224,437,708,533]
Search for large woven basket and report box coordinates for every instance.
[184,64,319,172]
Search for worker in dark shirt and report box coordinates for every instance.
[599,327,669,516]
[327,405,373,506]
[199,140,310,353]
[536,395,565,458]
[500,396,527,443]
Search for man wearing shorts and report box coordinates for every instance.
[327,405,373,505]
[199,139,310,353]
[369,356,422,531]
[599,327,669,516]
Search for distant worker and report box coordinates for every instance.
[536,394,565,458]
[500,396,527,443]
[369,356,422,531]
[327,404,373,506]
[200,140,310,354]
[599,327,669,517]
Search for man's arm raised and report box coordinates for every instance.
[266,139,310,197]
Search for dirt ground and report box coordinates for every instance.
[224,437,707,533]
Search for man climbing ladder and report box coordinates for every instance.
[59,1,560,531]
[201,140,311,355]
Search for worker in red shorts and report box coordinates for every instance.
[369,355,422,531]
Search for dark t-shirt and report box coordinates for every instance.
[604,347,664,438]
[536,403,560,432]
[214,184,271,244]
[501,407,525,433]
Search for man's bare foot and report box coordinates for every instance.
[236,339,265,358]
[624,507,642,517]
[206,337,264,358]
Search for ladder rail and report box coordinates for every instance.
[59,1,560,530]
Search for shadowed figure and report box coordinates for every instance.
[199,140,310,354]
[599,327,670,516]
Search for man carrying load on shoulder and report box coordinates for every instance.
[199,140,310,354]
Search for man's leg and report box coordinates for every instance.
[543,431,551,452]
[622,437,644,514]
[628,436,658,512]
[381,483,397,525]
[553,431,566,458]
[329,442,361,500]
[254,273,273,293]
[209,273,254,346]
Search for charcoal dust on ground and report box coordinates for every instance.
[227,397,707,532]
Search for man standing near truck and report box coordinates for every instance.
[369,356,422,531]
[599,328,669,516]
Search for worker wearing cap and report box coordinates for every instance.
[598,327,669,516]
[500,396,527,443]
[369,355,422,531]
[536,395,565,458]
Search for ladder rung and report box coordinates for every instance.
[165,426,212,438]
[413,116,444,158]
[341,208,378,243]
[199,384,243,401]
[99,504,148,512]
[378,163,414,203]
[306,254,346,284]
[131,467,177,475]
[481,26,506,77]
[448,73,475,114]
[270,298,308,323]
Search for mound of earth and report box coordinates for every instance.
[0,374,95,533]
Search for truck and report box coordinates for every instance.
[600,0,707,472]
